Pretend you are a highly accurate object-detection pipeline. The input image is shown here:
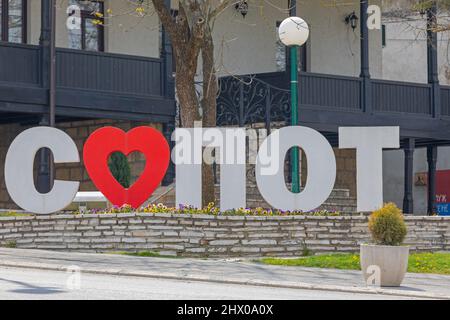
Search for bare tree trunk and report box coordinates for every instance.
[152,0,230,208]
[201,27,218,207]
[175,65,201,127]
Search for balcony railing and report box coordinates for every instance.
[0,41,175,121]
[56,48,163,96]
[372,79,432,115]
[0,42,164,97]
[299,72,361,111]
[441,86,450,117]
[217,75,290,128]
[1,41,449,127]
[0,42,40,86]
[218,71,447,127]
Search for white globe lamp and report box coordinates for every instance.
[278,16,309,47]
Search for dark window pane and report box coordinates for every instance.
[8,0,23,43]
[84,18,99,51]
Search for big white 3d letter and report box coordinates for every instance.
[203,128,246,211]
[339,127,400,212]
[173,128,202,208]
[5,127,80,214]
[256,126,337,212]
[173,127,246,211]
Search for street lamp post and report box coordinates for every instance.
[278,17,309,193]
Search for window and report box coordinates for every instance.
[68,0,104,51]
[275,21,286,71]
[0,0,27,44]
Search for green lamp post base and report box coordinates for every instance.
[290,46,300,194]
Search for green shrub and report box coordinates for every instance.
[368,203,407,246]
[108,152,131,188]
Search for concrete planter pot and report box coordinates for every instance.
[360,244,409,287]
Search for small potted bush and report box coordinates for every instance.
[360,203,408,287]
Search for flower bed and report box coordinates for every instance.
[74,203,341,217]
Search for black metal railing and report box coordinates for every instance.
[0,42,40,86]
[441,86,450,117]
[56,48,163,96]
[0,42,165,97]
[217,75,290,128]
[218,71,441,127]
[373,79,432,114]
[299,72,361,111]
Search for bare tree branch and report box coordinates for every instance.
[151,0,179,42]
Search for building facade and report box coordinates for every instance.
[0,0,446,214]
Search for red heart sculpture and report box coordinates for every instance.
[83,126,170,209]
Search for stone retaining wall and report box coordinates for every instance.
[0,214,448,258]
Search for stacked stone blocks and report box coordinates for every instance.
[0,214,448,258]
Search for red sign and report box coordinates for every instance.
[436,170,450,215]
[83,126,170,209]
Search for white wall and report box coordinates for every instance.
[382,17,450,85]
[300,0,383,78]
[382,0,450,85]
[211,1,287,76]
[104,0,160,58]
[211,0,383,77]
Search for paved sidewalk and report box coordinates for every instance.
[0,248,449,299]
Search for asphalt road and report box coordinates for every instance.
[0,266,414,300]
